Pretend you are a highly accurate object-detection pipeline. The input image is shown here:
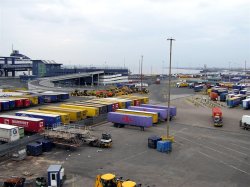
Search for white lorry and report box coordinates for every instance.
[240,115,250,130]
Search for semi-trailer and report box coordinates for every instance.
[108,112,152,130]
[128,106,168,121]
[12,95,39,105]
[0,99,15,109]
[27,110,70,125]
[39,106,82,122]
[240,115,250,129]
[115,109,158,124]
[0,123,20,142]
[72,102,108,114]
[0,115,44,133]
[15,111,61,128]
[140,104,177,117]
[60,104,98,117]
[9,97,31,107]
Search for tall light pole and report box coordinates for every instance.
[166,38,175,138]
[229,62,231,82]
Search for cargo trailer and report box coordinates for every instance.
[72,102,108,114]
[39,106,82,122]
[227,97,241,108]
[118,96,140,106]
[78,100,113,112]
[92,99,119,111]
[60,104,98,117]
[240,115,250,129]
[15,111,61,128]
[12,95,38,105]
[140,104,177,117]
[128,106,168,121]
[3,98,23,108]
[220,93,228,102]
[27,110,70,125]
[242,98,250,110]
[0,114,44,133]
[115,109,158,123]
[43,93,60,103]
[108,112,152,130]
[10,97,31,107]
[0,99,15,109]
[240,90,247,95]
[43,91,69,101]
[0,123,20,142]
[102,98,126,109]
[0,101,10,111]
[210,92,218,101]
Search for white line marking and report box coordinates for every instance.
[198,151,250,176]
[176,135,250,166]
[231,143,250,151]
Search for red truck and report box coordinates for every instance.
[212,107,223,127]
[0,115,44,133]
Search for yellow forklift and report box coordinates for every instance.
[95,173,138,187]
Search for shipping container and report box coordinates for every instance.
[73,102,108,114]
[43,91,69,101]
[140,104,177,117]
[27,110,70,125]
[210,92,218,101]
[78,100,113,112]
[4,98,23,108]
[118,96,140,106]
[128,106,168,121]
[60,104,98,117]
[19,127,25,138]
[12,95,38,105]
[0,114,44,133]
[115,109,158,123]
[108,112,152,130]
[102,98,126,109]
[92,99,119,111]
[220,93,228,102]
[39,107,81,122]
[10,97,31,107]
[240,90,247,95]
[36,139,53,152]
[0,101,10,111]
[234,94,247,101]
[0,123,20,142]
[242,98,250,110]
[26,142,43,156]
[15,111,61,128]
[226,97,241,108]
[0,99,15,109]
[43,93,60,103]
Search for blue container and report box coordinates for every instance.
[220,93,228,102]
[15,111,61,128]
[148,136,161,149]
[26,142,43,156]
[140,104,177,117]
[37,139,53,152]
[0,101,10,111]
[157,140,172,153]
[194,85,203,92]
[43,94,59,103]
[128,106,168,120]
[108,112,153,128]
[233,89,240,94]
[240,90,247,95]
[227,97,241,108]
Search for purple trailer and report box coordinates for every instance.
[108,112,152,130]
[141,104,177,117]
[128,106,168,121]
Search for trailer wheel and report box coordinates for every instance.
[239,120,242,127]
[113,123,118,128]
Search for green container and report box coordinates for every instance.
[19,127,25,138]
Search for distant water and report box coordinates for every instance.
[163,68,201,75]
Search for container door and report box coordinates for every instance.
[4,119,10,124]
[50,172,57,186]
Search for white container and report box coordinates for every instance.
[241,115,250,125]
[0,123,20,142]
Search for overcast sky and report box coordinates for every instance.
[0,0,249,73]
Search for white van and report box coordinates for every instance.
[240,115,250,129]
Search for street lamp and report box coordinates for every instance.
[165,37,175,140]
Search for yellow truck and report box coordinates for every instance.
[27,109,70,125]
[39,106,82,122]
[60,104,98,117]
[115,109,158,124]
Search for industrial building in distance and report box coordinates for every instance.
[0,50,129,86]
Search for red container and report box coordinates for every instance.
[13,98,23,108]
[210,92,218,101]
[0,115,44,133]
[135,100,140,106]
[22,98,31,107]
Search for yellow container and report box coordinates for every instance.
[27,109,70,125]
[39,106,82,122]
[116,109,158,124]
[60,104,98,117]
[11,95,38,105]
[102,98,126,109]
